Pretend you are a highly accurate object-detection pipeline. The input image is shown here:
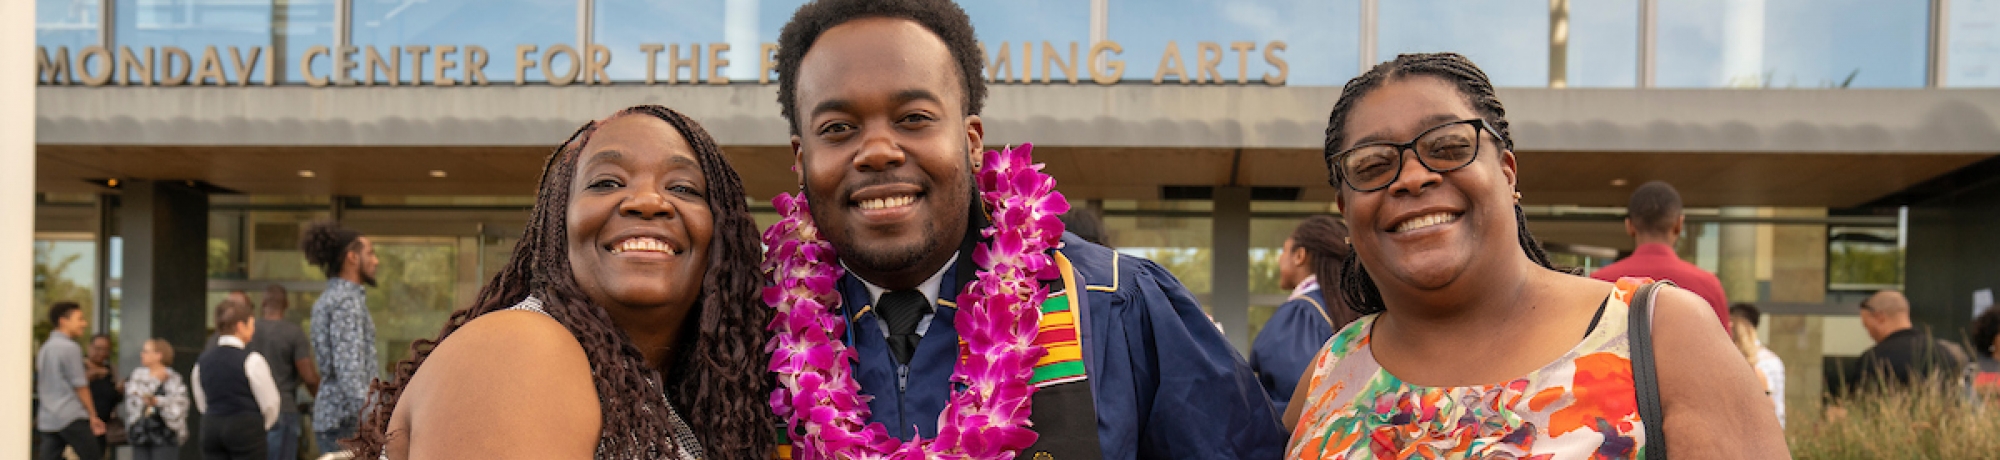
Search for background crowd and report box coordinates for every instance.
[23,0,2000,458]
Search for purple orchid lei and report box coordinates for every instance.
[763,144,1069,460]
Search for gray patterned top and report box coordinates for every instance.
[311,277,377,435]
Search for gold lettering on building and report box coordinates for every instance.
[32,40,1287,87]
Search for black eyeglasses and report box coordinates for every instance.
[1327,119,1498,192]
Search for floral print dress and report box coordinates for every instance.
[1286,278,1653,460]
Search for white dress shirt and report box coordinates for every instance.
[849,253,958,339]
[192,335,282,430]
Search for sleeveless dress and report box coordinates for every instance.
[380,298,704,460]
[1285,278,1653,460]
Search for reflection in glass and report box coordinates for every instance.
[366,236,462,374]
[966,1,1088,83]
[1563,0,1637,87]
[274,0,337,83]
[114,0,274,84]
[1656,0,1928,88]
[36,238,100,334]
[37,0,100,52]
[1378,0,1548,87]
[352,0,574,84]
[593,0,723,82]
[1110,0,1357,86]
[1946,0,2000,87]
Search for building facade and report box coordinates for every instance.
[33,0,2000,433]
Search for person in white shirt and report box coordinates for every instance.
[193,298,281,460]
[1731,303,1785,428]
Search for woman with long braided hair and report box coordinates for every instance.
[1250,214,1355,415]
[348,105,773,459]
[1281,53,1785,458]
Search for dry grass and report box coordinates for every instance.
[1787,376,2000,459]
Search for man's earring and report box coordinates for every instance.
[1513,191,1523,201]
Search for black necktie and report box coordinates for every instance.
[877,290,931,365]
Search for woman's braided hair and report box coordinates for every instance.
[1323,52,1561,315]
[1288,215,1356,321]
[350,105,774,458]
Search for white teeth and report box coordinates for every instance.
[610,237,676,255]
[858,195,916,210]
[1395,212,1459,233]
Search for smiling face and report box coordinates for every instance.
[792,17,983,289]
[88,336,110,364]
[567,115,715,315]
[1335,75,1519,293]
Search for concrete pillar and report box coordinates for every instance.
[1213,187,1252,352]
[116,180,212,372]
[115,180,212,458]
[4,0,36,447]
[1717,207,1760,303]
[1768,207,1828,429]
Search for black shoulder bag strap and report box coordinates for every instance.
[1629,281,1670,460]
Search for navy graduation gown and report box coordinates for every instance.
[838,233,1288,459]
[1248,288,1338,415]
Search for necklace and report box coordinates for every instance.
[764,144,1069,459]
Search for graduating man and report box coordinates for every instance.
[770,0,1287,458]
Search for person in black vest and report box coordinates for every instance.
[193,298,280,460]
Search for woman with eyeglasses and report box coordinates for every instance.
[1281,53,1787,459]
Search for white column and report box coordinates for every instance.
[1720,0,1766,86]
[1639,0,1656,87]
[1359,0,1378,72]
[725,0,759,80]
[2,0,38,449]
[1929,0,1951,87]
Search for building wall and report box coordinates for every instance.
[1906,174,2000,346]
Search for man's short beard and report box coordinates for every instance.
[801,141,977,277]
[832,218,941,275]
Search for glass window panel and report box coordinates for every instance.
[592,0,726,83]
[274,0,337,84]
[1378,0,1548,87]
[209,210,246,279]
[351,0,575,84]
[1111,0,1358,87]
[966,1,1090,83]
[35,238,101,335]
[113,0,295,84]
[1946,0,2000,87]
[244,211,331,281]
[38,0,100,52]
[589,0,852,83]
[364,236,462,377]
[1104,205,1212,307]
[1827,226,1902,289]
[1656,0,1929,88]
[1564,0,1637,87]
